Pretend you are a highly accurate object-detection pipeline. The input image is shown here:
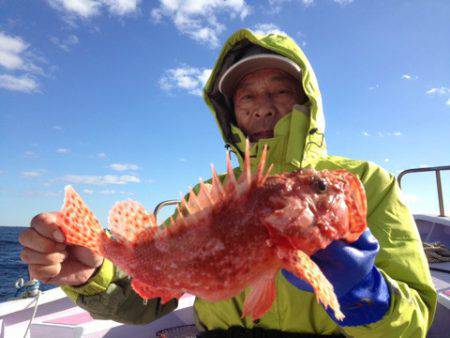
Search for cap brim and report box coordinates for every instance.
[219,54,301,99]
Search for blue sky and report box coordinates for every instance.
[1,0,449,227]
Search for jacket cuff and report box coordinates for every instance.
[326,266,391,327]
[61,258,115,300]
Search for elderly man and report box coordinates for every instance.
[19,29,436,337]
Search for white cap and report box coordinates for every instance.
[218,53,301,99]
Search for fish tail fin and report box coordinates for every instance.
[280,249,345,321]
[242,272,277,320]
[109,200,157,247]
[58,186,106,256]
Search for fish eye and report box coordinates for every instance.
[315,178,328,193]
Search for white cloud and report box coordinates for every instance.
[332,0,354,4]
[47,0,141,18]
[47,0,101,18]
[160,66,212,96]
[267,0,289,13]
[178,157,187,162]
[0,32,46,93]
[0,32,27,70]
[151,0,251,48]
[109,163,140,171]
[300,0,353,6]
[61,174,140,185]
[102,0,141,15]
[22,171,43,178]
[24,190,59,197]
[97,189,134,195]
[100,189,116,195]
[384,158,390,163]
[369,84,379,91]
[401,74,411,80]
[387,131,402,137]
[426,86,450,95]
[53,125,63,131]
[0,32,42,73]
[362,131,402,137]
[269,0,353,12]
[83,188,94,194]
[50,34,79,52]
[0,74,38,92]
[426,86,450,107]
[253,23,287,36]
[57,148,70,154]
[24,150,37,157]
[97,152,107,159]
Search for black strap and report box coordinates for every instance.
[197,326,344,338]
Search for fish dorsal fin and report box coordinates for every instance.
[108,200,156,246]
[226,140,271,194]
[177,141,272,225]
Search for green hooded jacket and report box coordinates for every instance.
[62,29,437,337]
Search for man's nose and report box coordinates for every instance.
[254,96,275,119]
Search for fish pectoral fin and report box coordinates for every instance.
[280,249,344,321]
[131,279,182,304]
[242,274,276,320]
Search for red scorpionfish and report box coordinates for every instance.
[57,141,367,321]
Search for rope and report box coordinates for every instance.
[423,242,450,264]
[23,289,41,338]
[13,276,42,337]
[14,278,41,298]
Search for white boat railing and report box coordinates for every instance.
[398,165,450,217]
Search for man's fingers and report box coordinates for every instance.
[29,264,62,280]
[20,248,67,265]
[30,212,65,243]
[44,260,98,286]
[70,246,103,268]
[19,228,66,253]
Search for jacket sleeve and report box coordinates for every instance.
[61,258,178,325]
[342,162,437,337]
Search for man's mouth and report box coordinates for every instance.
[251,130,274,141]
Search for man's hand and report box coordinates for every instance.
[19,212,103,286]
[282,229,391,326]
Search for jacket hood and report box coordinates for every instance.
[203,29,327,171]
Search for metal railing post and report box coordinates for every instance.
[397,165,449,217]
[435,170,445,217]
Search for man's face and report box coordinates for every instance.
[233,68,304,142]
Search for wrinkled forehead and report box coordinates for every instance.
[234,68,298,93]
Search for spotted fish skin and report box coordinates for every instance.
[57,141,367,321]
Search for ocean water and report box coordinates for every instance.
[0,226,55,302]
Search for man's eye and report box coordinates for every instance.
[277,89,290,95]
[241,94,253,101]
